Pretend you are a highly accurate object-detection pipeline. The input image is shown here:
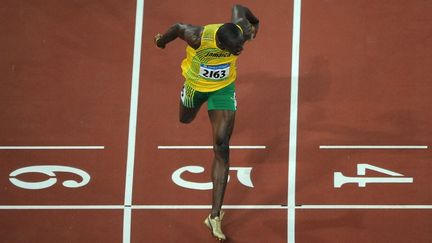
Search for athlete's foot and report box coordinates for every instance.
[204,213,226,241]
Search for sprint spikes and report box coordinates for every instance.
[204,214,226,241]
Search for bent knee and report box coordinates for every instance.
[179,116,193,124]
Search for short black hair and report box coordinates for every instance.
[216,23,243,46]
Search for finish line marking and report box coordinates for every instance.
[2,205,431,210]
[320,145,428,150]
[0,205,124,210]
[0,146,105,150]
[133,205,285,209]
[296,205,432,209]
[157,145,266,150]
[0,205,284,210]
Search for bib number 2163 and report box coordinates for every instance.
[199,63,230,81]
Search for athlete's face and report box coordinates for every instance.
[225,39,244,56]
[218,35,245,56]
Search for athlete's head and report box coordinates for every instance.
[216,23,245,56]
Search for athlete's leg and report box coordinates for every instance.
[208,109,236,218]
[179,84,204,124]
[179,101,201,124]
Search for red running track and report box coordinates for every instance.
[1,0,431,242]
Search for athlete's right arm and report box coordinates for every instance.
[154,23,203,49]
[231,4,260,40]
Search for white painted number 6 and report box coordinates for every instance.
[9,165,91,190]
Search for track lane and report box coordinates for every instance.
[133,0,293,242]
[296,0,432,242]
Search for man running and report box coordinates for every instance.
[154,4,259,241]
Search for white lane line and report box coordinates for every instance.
[0,146,105,150]
[296,205,432,209]
[288,0,302,242]
[320,145,428,149]
[157,145,266,150]
[123,207,132,243]
[123,0,144,242]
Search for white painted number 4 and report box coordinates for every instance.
[334,164,413,188]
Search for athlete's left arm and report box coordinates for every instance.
[231,4,260,41]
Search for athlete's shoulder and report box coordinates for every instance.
[178,23,204,49]
[200,24,223,41]
[204,23,224,28]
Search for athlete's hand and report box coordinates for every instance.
[238,18,258,41]
[154,33,165,49]
[250,25,258,40]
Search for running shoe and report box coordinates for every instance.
[204,212,226,241]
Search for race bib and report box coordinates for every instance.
[199,63,230,81]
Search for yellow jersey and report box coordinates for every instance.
[181,24,239,92]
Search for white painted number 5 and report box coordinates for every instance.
[9,165,91,190]
[172,165,254,190]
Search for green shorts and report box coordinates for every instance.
[180,82,237,111]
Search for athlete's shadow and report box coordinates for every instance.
[221,63,333,240]
[230,57,333,205]
[228,71,292,207]
[222,208,286,242]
